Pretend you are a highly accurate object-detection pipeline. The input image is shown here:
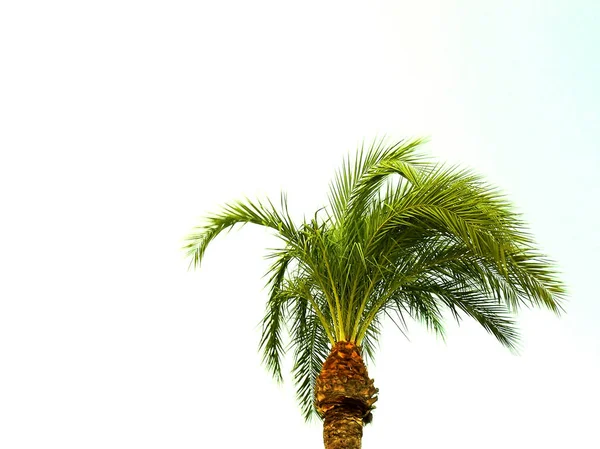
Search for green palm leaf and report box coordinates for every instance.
[289,294,330,421]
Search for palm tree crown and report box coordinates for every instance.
[184,139,565,420]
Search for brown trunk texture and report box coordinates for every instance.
[315,341,378,449]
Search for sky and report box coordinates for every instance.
[1,1,599,448]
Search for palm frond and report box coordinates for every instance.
[184,195,296,269]
[258,247,294,382]
[327,138,429,227]
[258,289,288,383]
[360,312,383,364]
[289,295,331,421]
[431,282,521,352]
[401,290,446,339]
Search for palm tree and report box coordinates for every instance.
[184,139,565,449]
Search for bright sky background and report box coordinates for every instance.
[1,1,599,448]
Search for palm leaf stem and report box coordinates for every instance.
[299,283,336,346]
[314,227,345,340]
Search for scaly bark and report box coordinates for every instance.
[315,341,378,449]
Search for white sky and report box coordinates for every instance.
[1,1,599,448]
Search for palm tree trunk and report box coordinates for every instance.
[315,341,378,449]
[322,403,364,449]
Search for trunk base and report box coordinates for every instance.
[323,404,364,449]
[315,341,378,449]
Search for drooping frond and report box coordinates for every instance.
[289,293,331,421]
[258,247,294,383]
[184,194,297,270]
